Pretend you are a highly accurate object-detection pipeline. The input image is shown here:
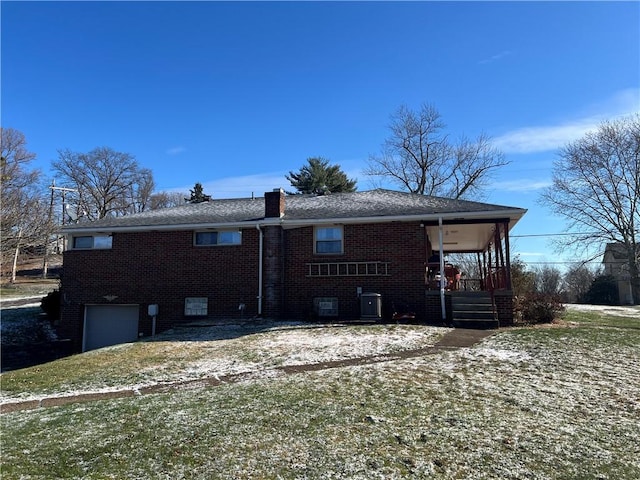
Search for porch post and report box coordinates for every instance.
[487,246,493,290]
[438,217,446,320]
[504,221,512,290]
[495,223,504,289]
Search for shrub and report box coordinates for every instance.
[517,293,565,325]
[40,289,61,320]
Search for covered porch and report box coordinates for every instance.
[422,217,518,328]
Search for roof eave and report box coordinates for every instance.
[59,220,273,234]
[60,208,526,235]
[282,208,527,229]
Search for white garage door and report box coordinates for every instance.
[84,305,140,352]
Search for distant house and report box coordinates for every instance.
[602,243,637,305]
[59,189,526,351]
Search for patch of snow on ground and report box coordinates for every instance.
[1,323,449,403]
[0,305,58,345]
[460,347,532,362]
[179,324,446,378]
[565,303,640,318]
[259,327,442,366]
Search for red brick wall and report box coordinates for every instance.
[59,229,260,348]
[59,221,430,348]
[282,222,428,321]
[425,291,451,324]
[494,290,514,326]
[263,225,283,318]
[264,190,284,218]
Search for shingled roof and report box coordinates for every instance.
[62,189,526,233]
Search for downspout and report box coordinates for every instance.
[439,217,446,321]
[256,224,263,317]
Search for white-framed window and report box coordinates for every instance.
[72,235,113,249]
[194,230,242,246]
[315,226,343,254]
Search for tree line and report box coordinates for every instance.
[510,258,620,306]
[1,104,638,303]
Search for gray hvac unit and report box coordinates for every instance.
[360,293,382,319]
[314,297,339,317]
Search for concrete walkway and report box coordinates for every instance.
[1,328,495,414]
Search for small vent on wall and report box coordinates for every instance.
[185,297,208,316]
[313,297,338,317]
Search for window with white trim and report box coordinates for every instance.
[194,230,242,246]
[72,235,112,249]
[315,226,343,254]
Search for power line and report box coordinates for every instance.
[521,261,601,265]
[511,232,600,238]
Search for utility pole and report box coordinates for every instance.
[41,180,57,278]
[49,184,78,256]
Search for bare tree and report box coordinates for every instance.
[1,128,37,185]
[533,265,564,296]
[53,147,155,220]
[115,168,155,214]
[149,191,187,209]
[1,128,49,281]
[366,103,508,199]
[564,264,598,303]
[540,114,640,304]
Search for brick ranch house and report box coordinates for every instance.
[58,189,526,351]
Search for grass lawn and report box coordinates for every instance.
[1,308,639,479]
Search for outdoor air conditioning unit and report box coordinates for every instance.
[360,292,382,319]
[313,297,338,317]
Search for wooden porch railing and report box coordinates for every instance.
[486,266,509,291]
[425,267,510,292]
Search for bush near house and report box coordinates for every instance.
[40,290,61,321]
[515,293,565,325]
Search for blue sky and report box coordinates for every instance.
[2,1,639,268]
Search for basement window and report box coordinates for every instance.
[185,297,208,316]
[72,235,112,249]
[194,230,242,246]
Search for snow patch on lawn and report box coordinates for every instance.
[460,347,532,362]
[0,306,58,345]
[167,325,447,379]
[257,327,441,366]
[565,303,640,318]
[1,323,449,402]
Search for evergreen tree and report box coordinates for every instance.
[286,157,357,194]
[186,182,211,203]
[582,275,619,305]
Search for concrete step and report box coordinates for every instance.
[452,304,493,313]
[452,318,499,329]
[450,292,498,329]
[451,297,492,305]
[451,291,492,297]
[452,310,496,320]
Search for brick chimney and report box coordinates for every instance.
[264,188,285,218]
